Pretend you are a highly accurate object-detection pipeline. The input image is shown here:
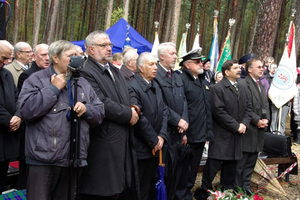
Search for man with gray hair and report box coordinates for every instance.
[80,30,139,199]
[120,49,138,82]
[16,43,49,189]
[0,40,22,193]
[5,42,33,86]
[154,42,189,199]
[128,52,168,200]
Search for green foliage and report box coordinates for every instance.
[111,7,124,27]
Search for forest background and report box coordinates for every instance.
[0,0,299,66]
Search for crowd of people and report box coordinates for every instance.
[0,30,297,200]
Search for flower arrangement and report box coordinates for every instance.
[207,188,264,200]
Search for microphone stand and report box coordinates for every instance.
[68,70,81,200]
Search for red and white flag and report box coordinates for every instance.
[268,21,297,108]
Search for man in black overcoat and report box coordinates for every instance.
[236,58,269,195]
[180,48,214,200]
[79,31,139,199]
[154,42,189,200]
[128,52,168,200]
[16,43,49,189]
[0,40,22,193]
[199,59,252,200]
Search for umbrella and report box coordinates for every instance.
[154,149,167,200]
[251,158,286,196]
[166,143,191,200]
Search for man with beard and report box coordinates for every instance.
[180,48,214,200]
[79,31,139,199]
[235,58,269,195]
[198,60,252,200]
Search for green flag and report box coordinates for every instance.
[216,33,231,72]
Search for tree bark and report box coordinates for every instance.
[151,0,163,43]
[246,7,258,53]
[58,0,68,40]
[293,0,300,66]
[123,0,129,21]
[169,0,181,44]
[32,0,42,47]
[252,0,282,60]
[105,0,114,30]
[188,0,198,50]
[88,0,96,33]
[45,0,60,44]
[230,0,239,54]
[136,0,146,35]
[233,0,247,59]
[161,0,171,42]
[69,0,76,41]
[12,0,20,44]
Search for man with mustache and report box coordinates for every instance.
[128,52,168,200]
[180,48,214,200]
[198,59,252,200]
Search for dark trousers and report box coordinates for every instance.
[176,142,205,200]
[137,158,157,200]
[79,194,120,200]
[235,152,258,190]
[0,161,9,194]
[199,158,237,200]
[27,165,78,200]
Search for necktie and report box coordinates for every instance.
[105,64,115,82]
[66,80,73,120]
[256,80,261,93]
[167,70,172,78]
[233,82,238,92]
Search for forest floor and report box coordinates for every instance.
[193,115,300,200]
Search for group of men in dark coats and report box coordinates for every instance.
[0,31,270,200]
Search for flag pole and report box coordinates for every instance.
[215,18,235,72]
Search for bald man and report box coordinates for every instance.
[0,40,22,193]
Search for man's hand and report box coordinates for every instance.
[9,116,22,132]
[257,119,269,128]
[181,135,187,145]
[154,136,164,153]
[51,74,67,90]
[237,123,246,134]
[73,102,87,117]
[129,108,139,126]
[177,119,188,133]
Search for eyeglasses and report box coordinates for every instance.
[92,43,114,48]
[188,60,202,64]
[19,50,33,53]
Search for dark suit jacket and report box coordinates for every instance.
[129,73,168,159]
[120,64,135,83]
[80,56,132,196]
[0,68,22,161]
[239,75,270,152]
[17,61,41,92]
[208,77,252,160]
[154,63,188,144]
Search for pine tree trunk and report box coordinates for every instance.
[58,0,68,40]
[246,8,258,53]
[88,1,96,33]
[32,0,42,47]
[252,0,282,60]
[123,0,129,21]
[161,0,171,42]
[233,0,247,59]
[293,0,300,66]
[105,0,114,30]
[188,0,198,50]
[169,0,181,44]
[69,0,76,41]
[230,0,239,53]
[45,0,60,44]
[12,0,20,44]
